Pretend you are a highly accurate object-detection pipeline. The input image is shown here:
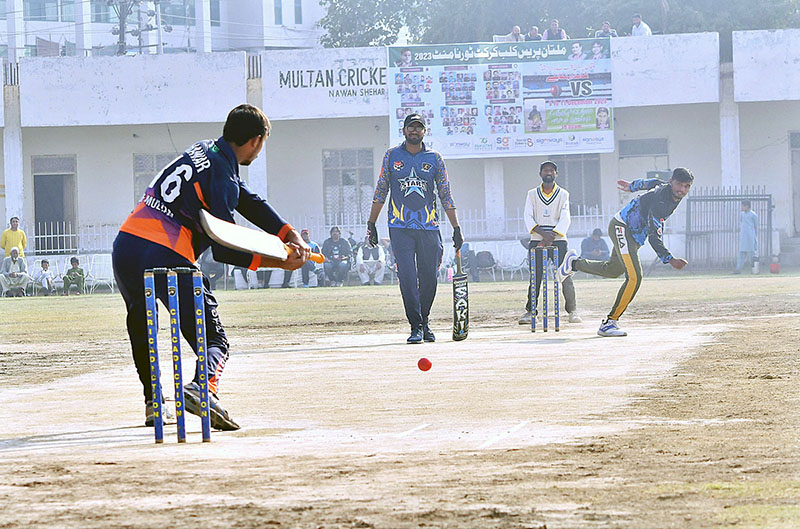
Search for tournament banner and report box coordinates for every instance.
[262,47,388,120]
[387,40,613,158]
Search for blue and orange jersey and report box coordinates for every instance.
[373,141,456,231]
[119,137,292,269]
[616,178,683,263]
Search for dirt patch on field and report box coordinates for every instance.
[0,276,798,528]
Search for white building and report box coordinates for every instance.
[0,0,324,60]
[2,29,800,269]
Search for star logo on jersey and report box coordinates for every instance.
[398,168,427,198]
[421,162,432,172]
[393,161,405,171]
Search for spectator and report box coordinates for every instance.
[542,19,568,40]
[0,247,31,296]
[581,228,610,260]
[32,258,57,295]
[595,21,618,38]
[199,248,226,290]
[735,200,759,274]
[1,216,27,257]
[461,241,480,283]
[631,13,652,36]
[300,228,323,287]
[525,25,542,41]
[322,226,352,286]
[62,256,85,295]
[505,25,524,42]
[357,235,386,285]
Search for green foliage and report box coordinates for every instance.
[318,0,800,48]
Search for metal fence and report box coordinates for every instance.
[33,222,119,255]
[289,204,618,245]
[685,186,773,269]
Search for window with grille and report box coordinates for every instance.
[294,0,302,24]
[91,0,116,23]
[274,0,283,24]
[133,153,180,205]
[322,149,374,226]
[25,0,59,21]
[550,154,602,213]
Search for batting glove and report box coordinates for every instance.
[452,226,464,250]
[366,221,378,248]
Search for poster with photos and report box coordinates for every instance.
[388,39,613,158]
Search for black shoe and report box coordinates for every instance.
[423,325,435,342]
[407,327,423,344]
[183,382,240,431]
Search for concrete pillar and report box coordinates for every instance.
[7,0,25,63]
[248,146,269,202]
[75,0,93,56]
[483,159,505,236]
[719,62,742,187]
[194,0,212,52]
[3,86,24,226]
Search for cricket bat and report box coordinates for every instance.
[199,210,324,266]
[452,249,469,341]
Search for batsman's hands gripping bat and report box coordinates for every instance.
[452,226,464,250]
[366,221,378,248]
[452,249,469,341]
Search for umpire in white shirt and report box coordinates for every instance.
[519,160,581,324]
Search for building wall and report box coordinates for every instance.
[739,100,800,234]
[20,123,222,226]
[734,29,800,103]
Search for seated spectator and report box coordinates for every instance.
[581,228,610,260]
[0,247,32,296]
[542,19,568,40]
[32,258,57,295]
[199,248,226,290]
[505,25,524,42]
[461,241,480,283]
[300,228,323,287]
[357,236,386,286]
[595,21,618,38]
[322,226,352,287]
[263,268,293,288]
[525,25,542,41]
[62,256,86,295]
[631,13,652,36]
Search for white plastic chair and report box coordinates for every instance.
[88,254,115,293]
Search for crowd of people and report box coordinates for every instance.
[502,13,652,42]
[0,216,88,297]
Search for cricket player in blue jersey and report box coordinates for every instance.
[366,113,463,344]
[557,168,693,337]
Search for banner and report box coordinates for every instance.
[387,40,613,158]
[262,47,388,120]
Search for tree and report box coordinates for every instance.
[318,0,800,47]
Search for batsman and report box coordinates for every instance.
[112,104,311,430]
[367,113,463,344]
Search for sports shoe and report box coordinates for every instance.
[556,249,578,283]
[422,325,436,342]
[407,327,423,344]
[597,318,627,337]
[183,381,241,431]
[568,311,583,324]
[518,311,531,325]
[145,399,176,427]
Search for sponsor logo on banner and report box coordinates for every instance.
[474,142,494,152]
[565,134,580,147]
[393,161,404,170]
[448,142,471,149]
[514,139,529,148]
[581,136,606,145]
[535,137,563,146]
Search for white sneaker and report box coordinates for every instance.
[568,312,583,323]
[556,249,578,283]
[518,311,531,325]
[597,318,627,337]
